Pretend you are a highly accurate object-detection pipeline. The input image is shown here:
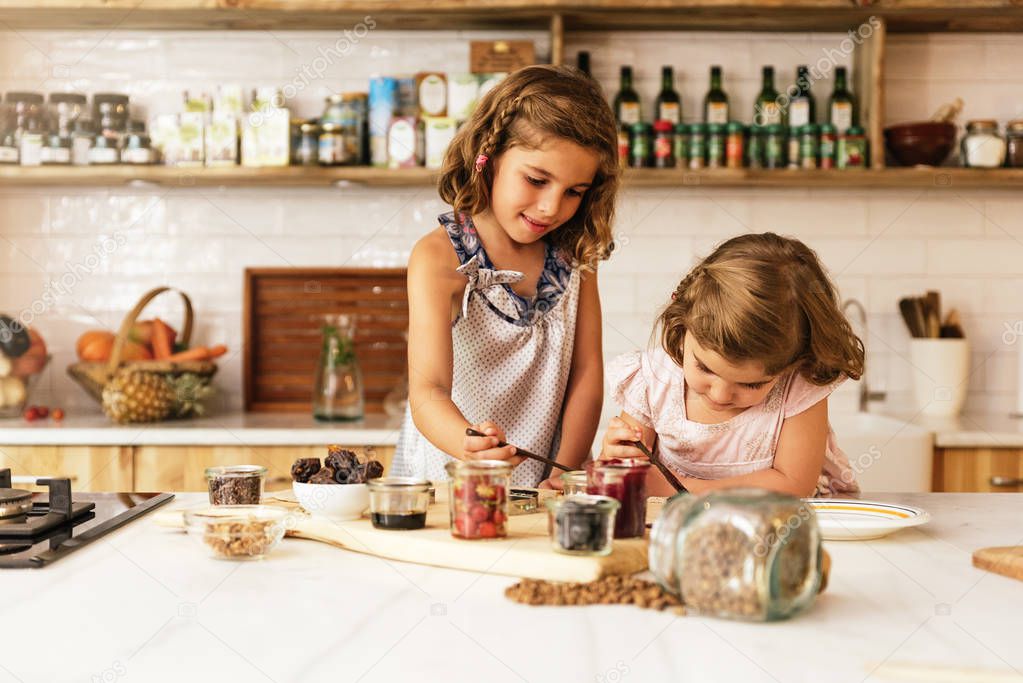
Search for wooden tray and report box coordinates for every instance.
[243,267,407,414]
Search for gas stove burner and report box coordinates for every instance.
[0,487,33,519]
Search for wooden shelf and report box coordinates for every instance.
[6,1,1023,32]
[7,165,1023,189]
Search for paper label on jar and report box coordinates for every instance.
[789,99,810,128]
[831,102,852,134]
[657,102,680,125]
[619,102,640,126]
[418,75,447,117]
[706,102,728,125]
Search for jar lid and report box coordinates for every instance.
[966,119,999,132]
[320,122,342,132]
[445,459,512,476]
[4,91,43,104]
[300,121,320,133]
[726,121,746,133]
[688,122,707,132]
[49,92,87,105]
[205,465,268,479]
[561,470,587,483]
[630,122,651,132]
[707,123,726,133]
[366,476,431,492]
[674,123,689,133]
[93,93,130,105]
[342,92,367,101]
[820,123,837,134]
[765,124,784,134]
[325,94,343,104]
[845,125,865,136]
[800,123,819,134]
[1007,120,1023,133]
[653,119,674,132]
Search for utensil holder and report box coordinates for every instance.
[908,338,970,417]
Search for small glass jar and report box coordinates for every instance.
[586,458,650,539]
[296,120,320,166]
[367,477,432,530]
[89,131,120,165]
[629,122,652,168]
[725,121,745,169]
[1006,120,1023,168]
[674,123,689,168]
[446,460,510,540]
[319,122,351,166]
[560,470,588,496]
[819,123,837,169]
[653,119,675,169]
[786,127,801,169]
[649,489,823,622]
[687,123,707,170]
[616,126,630,168]
[40,132,70,165]
[120,120,153,165]
[5,91,43,145]
[321,93,345,126]
[800,124,820,170]
[763,124,786,169]
[747,127,764,169]
[962,119,1006,169]
[205,465,268,505]
[706,123,726,169]
[71,119,93,166]
[838,125,868,169]
[312,314,364,421]
[48,92,87,138]
[92,93,130,135]
[545,494,619,556]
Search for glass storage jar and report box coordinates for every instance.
[560,470,588,496]
[1006,120,1023,168]
[586,458,650,539]
[367,477,432,530]
[962,119,1007,168]
[205,465,268,505]
[312,314,364,421]
[546,494,619,556]
[649,488,823,622]
[446,459,510,540]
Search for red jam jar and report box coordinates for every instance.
[445,460,510,540]
[586,458,650,538]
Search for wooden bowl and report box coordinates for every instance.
[884,121,957,166]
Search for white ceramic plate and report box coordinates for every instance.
[806,499,931,541]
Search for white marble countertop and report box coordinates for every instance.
[0,411,404,446]
[4,492,1023,682]
[905,412,1023,449]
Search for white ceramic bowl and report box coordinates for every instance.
[293,481,369,521]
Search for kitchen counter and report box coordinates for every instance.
[5,492,1023,682]
[0,411,404,446]
[907,412,1023,449]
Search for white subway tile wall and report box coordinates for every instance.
[0,29,1021,420]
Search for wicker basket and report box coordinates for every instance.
[67,286,218,407]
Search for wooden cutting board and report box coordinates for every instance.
[973,546,1023,581]
[158,493,649,583]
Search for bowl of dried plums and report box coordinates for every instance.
[290,445,385,521]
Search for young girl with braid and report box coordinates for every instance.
[392,65,620,487]
[601,233,866,497]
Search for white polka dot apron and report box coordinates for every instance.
[392,212,581,487]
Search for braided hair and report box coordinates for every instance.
[438,65,620,269]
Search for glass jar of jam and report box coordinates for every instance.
[649,489,823,622]
[586,458,650,539]
[446,460,510,540]
[652,119,675,168]
[546,494,619,556]
[367,477,431,530]
[560,470,588,496]
[1006,120,1023,168]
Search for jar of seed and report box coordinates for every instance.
[819,123,837,169]
[687,123,707,170]
[725,121,745,169]
[649,488,823,621]
[674,123,690,169]
[763,124,786,169]
[800,124,819,169]
[706,123,726,169]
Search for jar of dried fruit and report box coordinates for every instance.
[649,488,823,621]
[446,459,510,540]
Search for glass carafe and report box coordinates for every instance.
[312,314,364,421]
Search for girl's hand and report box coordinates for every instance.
[538,476,565,491]
[463,421,522,465]
[599,417,649,461]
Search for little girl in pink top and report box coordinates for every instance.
[601,232,865,498]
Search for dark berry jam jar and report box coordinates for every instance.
[586,458,650,539]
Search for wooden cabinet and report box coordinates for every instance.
[133,445,395,492]
[0,445,133,492]
[933,448,1023,492]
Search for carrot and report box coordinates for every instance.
[151,318,175,360]
[166,346,209,362]
[206,344,228,359]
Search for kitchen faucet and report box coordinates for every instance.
[842,298,886,412]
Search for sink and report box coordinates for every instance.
[828,411,934,493]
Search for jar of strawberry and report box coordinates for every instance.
[445,460,510,540]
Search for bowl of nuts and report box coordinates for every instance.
[290,446,385,521]
[183,505,288,561]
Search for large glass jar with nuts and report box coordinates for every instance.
[649,488,823,621]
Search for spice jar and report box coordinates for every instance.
[367,477,432,530]
[321,94,345,125]
[630,122,652,168]
[725,122,745,169]
[819,123,837,169]
[296,120,320,166]
[763,124,786,169]
[89,129,120,165]
[446,460,510,540]
[92,93,129,135]
[649,489,823,622]
[5,92,43,142]
[318,122,348,165]
[800,124,819,169]
[71,118,93,166]
[120,120,153,165]
[674,123,689,169]
[616,126,629,168]
[560,470,588,496]
[546,494,619,556]
[687,123,707,170]
[1006,120,1023,168]
[962,119,1006,168]
[838,125,868,169]
[786,128,801,169]
[747,127,764,169]
[0,105,18,164]
[653,119,675,168]
[48,92,86,138]
[706,123,726,169]
[206,465,267,505]
[586,458,650,539]
[40,132,70,165]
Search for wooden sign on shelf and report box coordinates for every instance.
[470,40,535,74]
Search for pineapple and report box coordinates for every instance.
[102,370,175,423]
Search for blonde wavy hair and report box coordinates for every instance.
[438,64,620,269]
[659,233,865,385]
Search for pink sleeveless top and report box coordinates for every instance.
[607,347,858,495]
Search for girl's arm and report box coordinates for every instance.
[406,231,517,462]
[678,397,830,497]
[548,270,605,475]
